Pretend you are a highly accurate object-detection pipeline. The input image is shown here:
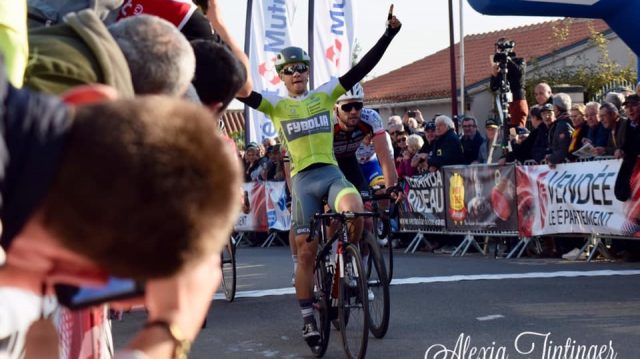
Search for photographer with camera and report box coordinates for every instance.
[490,38,528,150]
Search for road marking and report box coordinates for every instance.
[214,269,640,300]
[477,314,505,321]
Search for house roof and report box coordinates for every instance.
[220,109,244,136]
[363,18,609,105]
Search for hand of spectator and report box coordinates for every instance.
[592,147,605,156]
[497,158,507,166]
[402,150,411,161]
[490,58,500,77]
[614,149,624,159]
[144,254,221,341]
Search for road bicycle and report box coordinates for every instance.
[220,232,237,302]
[308,211,374,359]
[360,186,397,285]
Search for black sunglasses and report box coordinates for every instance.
[281,64,309,75]
[340,102,364,112]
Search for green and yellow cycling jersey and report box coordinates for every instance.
[256,78,346,177]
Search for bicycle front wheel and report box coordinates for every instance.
[311,259,331,357]
[338,243,369,359]
[363,235,390,338]
[221,239,236,302]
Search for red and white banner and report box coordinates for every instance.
[516,159,639,237]
[311,0,357,88]
[246,0,298,143]
[235,181,290,232]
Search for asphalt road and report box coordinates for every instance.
[112,245,640,358]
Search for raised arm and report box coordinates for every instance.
[339,5,401,91]
[206,0,253,97]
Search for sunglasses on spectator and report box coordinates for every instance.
[462,125,476,128]
[281,64,309,75]
[340,102,364,112]
[397,137,407,142]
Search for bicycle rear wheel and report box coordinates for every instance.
[338,243,369,359]
[221,239,236,302]
[363,235,390,338]
[311,260,331,357]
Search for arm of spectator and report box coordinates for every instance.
[339,7,401,91]
[124,254,221,358]
[372,133,398,189]
[206,0,253,97]
[410,153,428,168]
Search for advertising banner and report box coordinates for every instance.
[311,0,357,88]
[265,181,292,231]
[397,172,446,232]
[246,0,298,142]
[443,164,518,232]
[235,181,290,232]
[515,159,640,237]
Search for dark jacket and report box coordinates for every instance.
[24,9,134,97]
[606,116,628,155]
[0,67,72,250]
[428,129,464,169]
[460,132,484,164]
[546,113,574,164]
[584,122,609,148]
[531,123,549,163]
[615,121,640,201]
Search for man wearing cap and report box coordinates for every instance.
[478,118,503,164]
[426,115,464,171]
[545,93,574,166]
[459,116,485,165]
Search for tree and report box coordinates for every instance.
[524,20,637,104]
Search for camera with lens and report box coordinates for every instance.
[492,38,516,66]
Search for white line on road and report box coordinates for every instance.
[214,270,640,300]
[476,314,505,321]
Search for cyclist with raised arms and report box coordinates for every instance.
[238,5,401,351]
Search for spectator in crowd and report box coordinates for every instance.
[605,91,625,112]
[568,103,587,158]
[583,101,609,157]
[243,142,262,182]
[459,116,485,164]
[413,121,436,173]
[490,38,527,127]
[545,93,574,166]
[425,115,464,172]
[261,144,286,181]
[478,118,504,164]
[397,134,423,178]
[615,94,640,201]
[191,38,249,111]
[0,78,241,359]
[25,13,195,98]
[387,115,402,129]
[600,101,627,156]
[534,82,553,105]
[402,109,425,133]
[117,0,215,41]
[393,129,409,166]
[500,106,542,164]
[387,122,405,160]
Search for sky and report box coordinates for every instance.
[216,0,561,78]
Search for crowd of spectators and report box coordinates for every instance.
[1,0,252,358]
[389,83,640,183]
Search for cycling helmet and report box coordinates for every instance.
[275,47,311,72]
[337,83,365,102]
